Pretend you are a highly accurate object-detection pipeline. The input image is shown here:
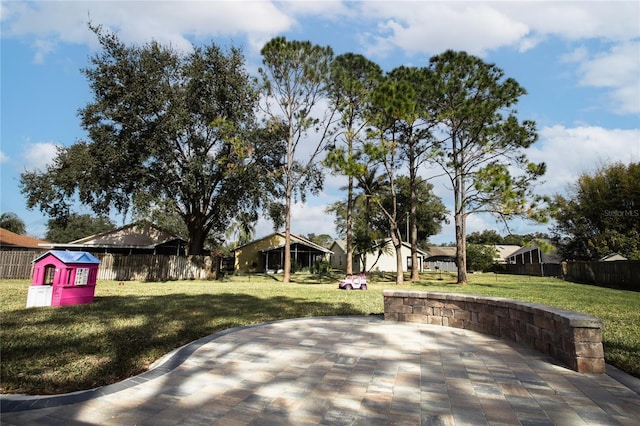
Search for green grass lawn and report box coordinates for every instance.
[1,272,638,395]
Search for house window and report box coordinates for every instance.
[75,268,90,285]
[407,256,412,270]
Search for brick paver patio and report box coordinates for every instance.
[2,316,639,425]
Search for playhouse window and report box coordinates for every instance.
[43,265,55,285]
[75,268,90,285]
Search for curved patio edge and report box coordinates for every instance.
[0,316,372,413]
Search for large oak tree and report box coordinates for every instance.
[21,26,281,255]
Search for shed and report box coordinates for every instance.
[28,250,101,307]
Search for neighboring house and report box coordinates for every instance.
[329,239,347,271]
[492,245,521,264]
[355,239,429,274]
[423,246,457,272]
[424,246,457,262]
[0,228,49,251]
[0,228,51,279]
[39,223,187,255]
[506,241,562,276]
[600,253,627,261]
[233,232,333,273]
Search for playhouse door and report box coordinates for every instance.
[26,286,53,307]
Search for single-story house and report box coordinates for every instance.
[39,223,187,256]
[493,245,522,264]
[506,241,562,276]
[424,246,457,263]
[423,246,457,272]
[355,239,429,274]
[329,239,348,271]
[233,232,333,273]
[0,228,49,251]
[600,253,627,261]
[0,228,51,279]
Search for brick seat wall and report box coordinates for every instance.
[383,290,605,373]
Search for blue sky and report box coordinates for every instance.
[1,1,639,243]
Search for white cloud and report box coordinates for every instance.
[22,142,59,172]
[561,46,589,64]
[529,125,640,196]
[279,0,351,19]
[508,1,639,42]
[0,151,9,163]
[360,2,529,58]
[358,1,639,58]
[253,199,338,240]
[572,42,640,114]
[2,1,294,61]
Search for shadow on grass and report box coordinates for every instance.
[1,293,364,395]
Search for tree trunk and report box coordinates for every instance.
[454,211,468,284]
[346,174,354,275]
[409,153,419,281]
[454,166,468,284]
[410,215,419,281]
[390,225,404,285]
[186,216,207,256]
[283,186,292,283]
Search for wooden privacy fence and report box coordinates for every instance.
[0,251,216,281]
[566,260,639,291]
[0,251,41,279]
[506,263,562,277]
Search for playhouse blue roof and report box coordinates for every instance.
[34,250,101,265]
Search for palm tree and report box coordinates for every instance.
[225,212,256,248]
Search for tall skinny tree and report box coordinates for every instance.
[325,53,382,276]
[361,77,418,285]
[259,37,335,283]
[386,66,435,281]
[426,50,546,284]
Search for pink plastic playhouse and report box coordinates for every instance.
[27,250,101,307]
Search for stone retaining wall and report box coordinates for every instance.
[383,290,605,373]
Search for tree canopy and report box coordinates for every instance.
[21,25,281,255]
[0,213,26,235]
[553,162,640,260]
[45,214,115,243]
[426,50,546,284]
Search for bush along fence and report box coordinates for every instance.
[0,251,218,281]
